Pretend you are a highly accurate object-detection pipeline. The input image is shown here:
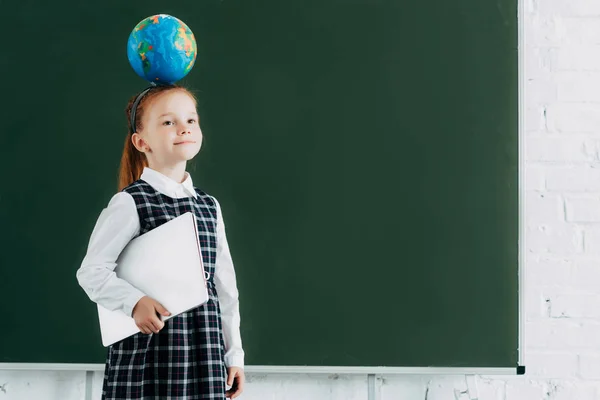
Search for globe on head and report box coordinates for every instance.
[127,14,197,85]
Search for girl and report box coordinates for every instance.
[76,84,245,399]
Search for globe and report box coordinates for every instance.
[127,14,197,84]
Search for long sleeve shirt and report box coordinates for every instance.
[76,167,245,368]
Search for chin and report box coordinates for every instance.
[180,148,201,160]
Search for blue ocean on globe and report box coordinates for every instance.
[127,14,197,84]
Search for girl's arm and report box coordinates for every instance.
[76,192,146,317]
[213,198,245,369]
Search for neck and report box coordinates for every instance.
[147,161,188,183]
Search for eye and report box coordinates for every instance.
[162,120,174,126]
[188,118,197,124]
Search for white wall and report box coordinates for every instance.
[1,0,596,398]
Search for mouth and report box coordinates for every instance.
[174,141,196,145]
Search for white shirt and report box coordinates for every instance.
[76,167,245,368]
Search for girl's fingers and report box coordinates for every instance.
[138,325,151,334]
[150,317,164,333]
[235,371,245,398]
[233,376,245,398]
[154,302,171,317]
[231,386,242,399]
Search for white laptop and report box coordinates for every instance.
[97,211,209,346]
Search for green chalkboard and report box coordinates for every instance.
[0,0,519,368]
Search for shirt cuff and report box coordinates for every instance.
[122,290,146,318]
[225,353,245,369]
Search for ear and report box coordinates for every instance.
[131,133,150,153]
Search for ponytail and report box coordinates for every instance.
[118,132,148,191]
[117,84,196,191]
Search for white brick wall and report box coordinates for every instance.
[2,0,599,398]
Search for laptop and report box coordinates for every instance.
[97,211,209,346]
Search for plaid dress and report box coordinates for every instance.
[102,179,227,400]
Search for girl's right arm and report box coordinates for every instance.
[76,192,146,318]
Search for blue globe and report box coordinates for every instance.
[127,14,197,84]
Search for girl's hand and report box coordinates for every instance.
[225,367,245,398]
[132,296,171,334]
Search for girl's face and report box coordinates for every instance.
[134,90,203,166]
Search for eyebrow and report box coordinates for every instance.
[158,112,198,118]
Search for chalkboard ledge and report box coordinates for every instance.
[0,363,525,375]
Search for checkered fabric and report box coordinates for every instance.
[101,179,227,400]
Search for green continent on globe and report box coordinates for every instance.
[174,23,197,72]
[137,41,153,74]
[135,21,148,31]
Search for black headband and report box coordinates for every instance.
[130,82,175,134]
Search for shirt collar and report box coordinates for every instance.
[140,167,198,199]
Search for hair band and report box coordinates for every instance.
[129,84,156,134]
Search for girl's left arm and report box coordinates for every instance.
[213,197,245,369]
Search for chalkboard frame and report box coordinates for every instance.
[0,0,526,377]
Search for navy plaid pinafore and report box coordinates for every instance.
[101,179,227,400]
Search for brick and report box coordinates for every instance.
[549,293,600,318]
[584,227,600,255]
[526,47,555,81]
[526,352,579,378]
[527,78,558,105]
[582,139,600,162]
[525,16,600,47]
[527,223,584,254]
[525,286,549,320]
[526,256,572,286]
[558,18,600,45]
[557,71,600,102]
[527,136,592,163]
[552,45,600,71]
[538,0,600,17]
[526,106,546,132]
[572,323,600,350]
[546,103,600,133]
[571,259,600,291]
[546,167,600,192]
[475,377,506,400]
[527,319,600,350]
[525,16,563,46]
[527,167,546,191]
[526,193,564,224]
[579,355,600,379]
[380,376,428,400]
[526,320,573,349]
[540,380,599,400]
[528,256,600,293]
[504,378,546,400]
[565,196,600,222]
